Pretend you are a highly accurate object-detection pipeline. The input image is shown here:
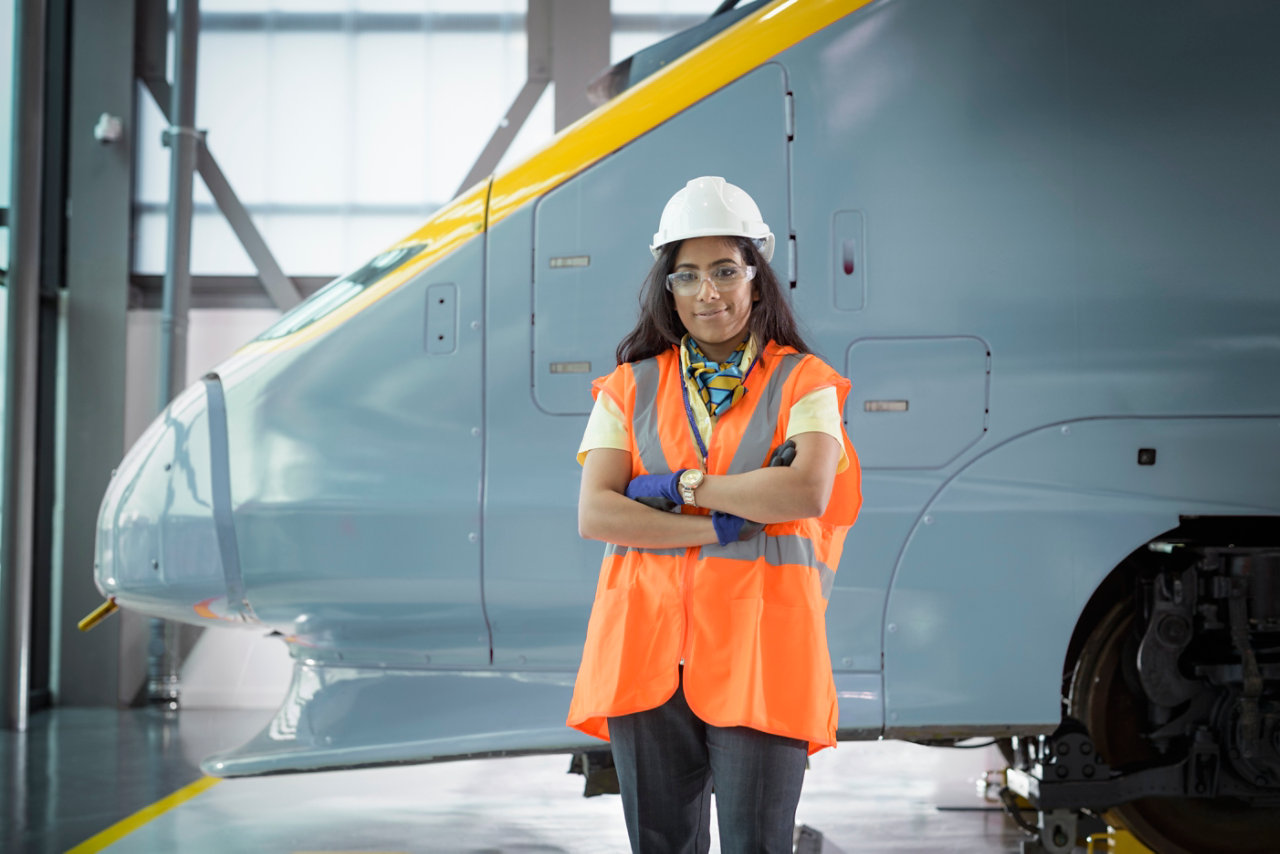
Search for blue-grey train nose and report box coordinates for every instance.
[95,375,255,626]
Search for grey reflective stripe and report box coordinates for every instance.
[202,374,255,621]
[724,353,805,474]
[712,532,812,565]
[817,563,836,599]
[604,542,688,559]
[704,533,837,599]
[631,359,667,476]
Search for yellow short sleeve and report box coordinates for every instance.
[786,386,850,473]
[577,392,630,465]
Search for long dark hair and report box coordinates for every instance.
[615,236,810,364]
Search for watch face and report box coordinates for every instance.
[680,470,703,488]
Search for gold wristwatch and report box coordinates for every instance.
[678,469,705,506]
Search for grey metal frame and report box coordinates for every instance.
[158,0,200,419]
[30,0,74,716]
[129,275,331,311]
[56,0,138,708]
[146,0,203,710]
[3,0,49,732]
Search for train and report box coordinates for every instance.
[92,1,1280,851]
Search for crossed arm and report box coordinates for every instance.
[577,431,841,549]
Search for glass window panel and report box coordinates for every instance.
[423,31,526,200]
[131,3,700,276]
[358,0,523,11]
[255,213,349,275]
[135,211,257,275]
[348,214,432,261]
[133,211,169,275]
[353,33,429,206]
[200,0,266,10]
[197,32,272,205]
[203,0,524,10]
[613,0,716,14]
[189,211,257,273]
[495,81,553,174]
[260,0,349,12]
[265,32,352,204]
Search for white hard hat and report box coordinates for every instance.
[650,176,775,262]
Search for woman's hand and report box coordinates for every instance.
[578,432,842,546]
[578,449,718,547]
[711,511,763,546]
[623,472,684,511]
[693,431,841,524]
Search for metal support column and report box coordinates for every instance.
[57,0,137,706]
[2,0,49,732]
[149,0,202,709]
[549,0,611,133]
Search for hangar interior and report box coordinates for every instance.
[4,1,1276,853]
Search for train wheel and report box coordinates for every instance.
[1068,601,1280,854]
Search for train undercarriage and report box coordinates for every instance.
[1007,524,1280,853]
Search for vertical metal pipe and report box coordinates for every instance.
[3,0,49,732]
[161,0,199,404]
[150,0,201,708]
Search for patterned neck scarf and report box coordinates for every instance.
[684,335,750,417]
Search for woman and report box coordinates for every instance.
[567,176,862,853]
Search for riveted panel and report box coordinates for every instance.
[846,336,989,469]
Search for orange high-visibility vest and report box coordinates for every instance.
[566,341,862,753]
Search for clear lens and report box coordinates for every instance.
[665,265,756,295]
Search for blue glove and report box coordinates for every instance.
[708,444,792,545]
[626,471,685,511]
[712,511,764,546]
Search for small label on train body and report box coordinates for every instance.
[550,361,592,374]
[549,255,591,269]
[865,400,909,412]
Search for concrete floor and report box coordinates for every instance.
[2,707,1069,853]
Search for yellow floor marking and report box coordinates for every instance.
[64,776,222,853]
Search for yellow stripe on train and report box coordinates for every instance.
[238,0,872,354]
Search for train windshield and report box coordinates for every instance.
[254,243,425,342]
[589,0,770,104]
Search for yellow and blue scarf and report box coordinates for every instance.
[684,336,750,418]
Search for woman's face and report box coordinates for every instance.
[671,236,757,362]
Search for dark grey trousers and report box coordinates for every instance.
[607,674,808,854]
